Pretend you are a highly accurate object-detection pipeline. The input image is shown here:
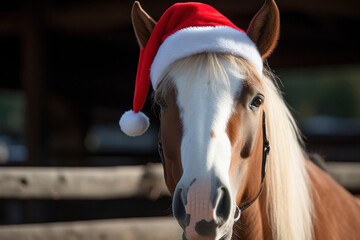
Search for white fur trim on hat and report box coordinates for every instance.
[119,110,150,137]
[150,26,262,89]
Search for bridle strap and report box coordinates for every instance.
[237,111,270,216]
[158,111,270,219]
[158,130,168,183]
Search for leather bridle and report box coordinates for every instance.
[235,111,270,219]
[158,111,270,221]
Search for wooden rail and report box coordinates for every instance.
[0,162,358,240]
[0,162,358,199]
[0,163,169,200]
[0,217,181,240]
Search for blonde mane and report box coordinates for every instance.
[156,53,314,240]
[261,66,314,240]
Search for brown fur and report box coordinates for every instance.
[227,73,272,240]
[227,78,265,207]
[233,200,267,240]
[158,87,183,195]
[308,161,360,240]
[232,157,360,240]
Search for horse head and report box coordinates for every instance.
[126,1,279,239]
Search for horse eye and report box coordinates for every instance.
[157,97,168,109]
[250,96,263,110]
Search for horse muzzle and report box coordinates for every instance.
[173,178,234,240]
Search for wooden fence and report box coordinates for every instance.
[0,163,169,200]
[0,162,359,240]
[0,162,359,200]
[0,217,181,240]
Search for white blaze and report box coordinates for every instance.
[172,57,244,189]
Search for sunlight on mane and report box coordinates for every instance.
[261,67,314,240]
[156,53,314,240]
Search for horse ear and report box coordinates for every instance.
[247,0,280,59]
[132,1,157,48]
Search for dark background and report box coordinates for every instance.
[0,0,359,225]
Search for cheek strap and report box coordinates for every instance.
[235,111,270,220]
[158,130,167,183]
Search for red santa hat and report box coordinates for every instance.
[120,2,262,136]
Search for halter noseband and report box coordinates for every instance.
[158,111,270,221]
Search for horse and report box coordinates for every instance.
[128,1,360,239]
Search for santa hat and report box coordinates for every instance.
[120,2,262,136]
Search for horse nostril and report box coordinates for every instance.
[215,187,231,224]
[173,187,188,229]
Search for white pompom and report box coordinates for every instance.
[119,110,150,137]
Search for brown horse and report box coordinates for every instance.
[129,1,360,239]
